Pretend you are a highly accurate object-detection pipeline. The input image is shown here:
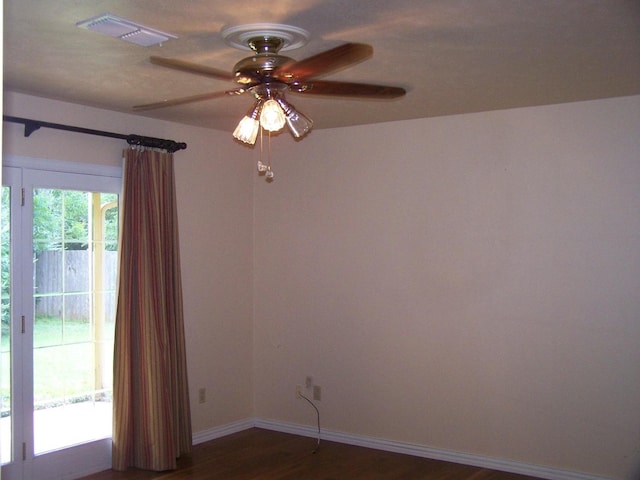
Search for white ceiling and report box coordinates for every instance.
[4,0,640,132]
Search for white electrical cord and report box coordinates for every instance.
[298,392,321,453]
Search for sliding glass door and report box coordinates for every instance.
[1,158,121,480]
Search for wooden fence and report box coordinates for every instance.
[34,250,118,321]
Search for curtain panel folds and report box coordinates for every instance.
[113,147,192,471]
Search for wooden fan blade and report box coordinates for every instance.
[133,89,245,111]
[149,56,234,81]
[296,80,406,99]
[276,43,373,80]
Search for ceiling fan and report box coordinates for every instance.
[133,24,406,146]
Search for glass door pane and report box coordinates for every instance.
[2,161,121,480]
[32,189,118,454]
[1,184,13,465]
[1,165,26,480]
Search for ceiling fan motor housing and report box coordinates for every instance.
[233,36,294,85]
[233,54,294,85]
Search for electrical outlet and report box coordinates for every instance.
[313,385,322,401]
[198,387,206,404]
[305,376,313,389]
[296,384,302,399]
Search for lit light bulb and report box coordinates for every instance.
[257,161,268,172]
[260,99,286,132]
[233,100,263,145]
[265,169,274,180]
[233,116,260,144]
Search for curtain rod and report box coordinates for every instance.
[3,115,187,153]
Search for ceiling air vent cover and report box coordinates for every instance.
[76,13,176,47]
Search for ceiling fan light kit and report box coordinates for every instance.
[133,23,406,179]
[275,98,313,138]
[233,100,263,145]
[259,99,287,132]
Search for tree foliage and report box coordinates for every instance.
[1,187,118,332]
[32,189,118,252]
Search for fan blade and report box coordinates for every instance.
[133,89,245,111]
[295,80,406,99]
[276,43,373,80]
[149,56,234,81]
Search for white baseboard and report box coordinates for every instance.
[191,417,255,445]
[193,418,611,480]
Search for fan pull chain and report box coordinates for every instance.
[257,125,266,173]
[266,131,274,181]
[256,126,274,181]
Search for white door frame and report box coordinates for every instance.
[2,155,121,480]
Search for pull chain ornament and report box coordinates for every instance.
[256,126,275,182]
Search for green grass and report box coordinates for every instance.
[1,317,114,410]
[33,315,93,347]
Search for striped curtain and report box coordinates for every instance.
[112,147,192,471]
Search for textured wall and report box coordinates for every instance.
[5,91,639,479]
[252,96,640,479]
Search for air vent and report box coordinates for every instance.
[76,13,176,47]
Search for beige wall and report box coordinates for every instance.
[252,96,640,479]
[4,92,639,479]
[2,92,255,432]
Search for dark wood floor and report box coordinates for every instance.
[82,428,544,480]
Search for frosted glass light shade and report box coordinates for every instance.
[275,97,313,138]
[285,110,313,138]
[233,116,260,144]
[260,99,286,132]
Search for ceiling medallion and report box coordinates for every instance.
[221,23,310,52]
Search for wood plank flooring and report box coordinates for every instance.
[81,428,544,480]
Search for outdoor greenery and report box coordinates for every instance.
[2,316,115,412]
[1,187,9,347]
[33,316,115,406]
[2,187,118,331]
[1,186,118,411]
[33,189,119,252]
